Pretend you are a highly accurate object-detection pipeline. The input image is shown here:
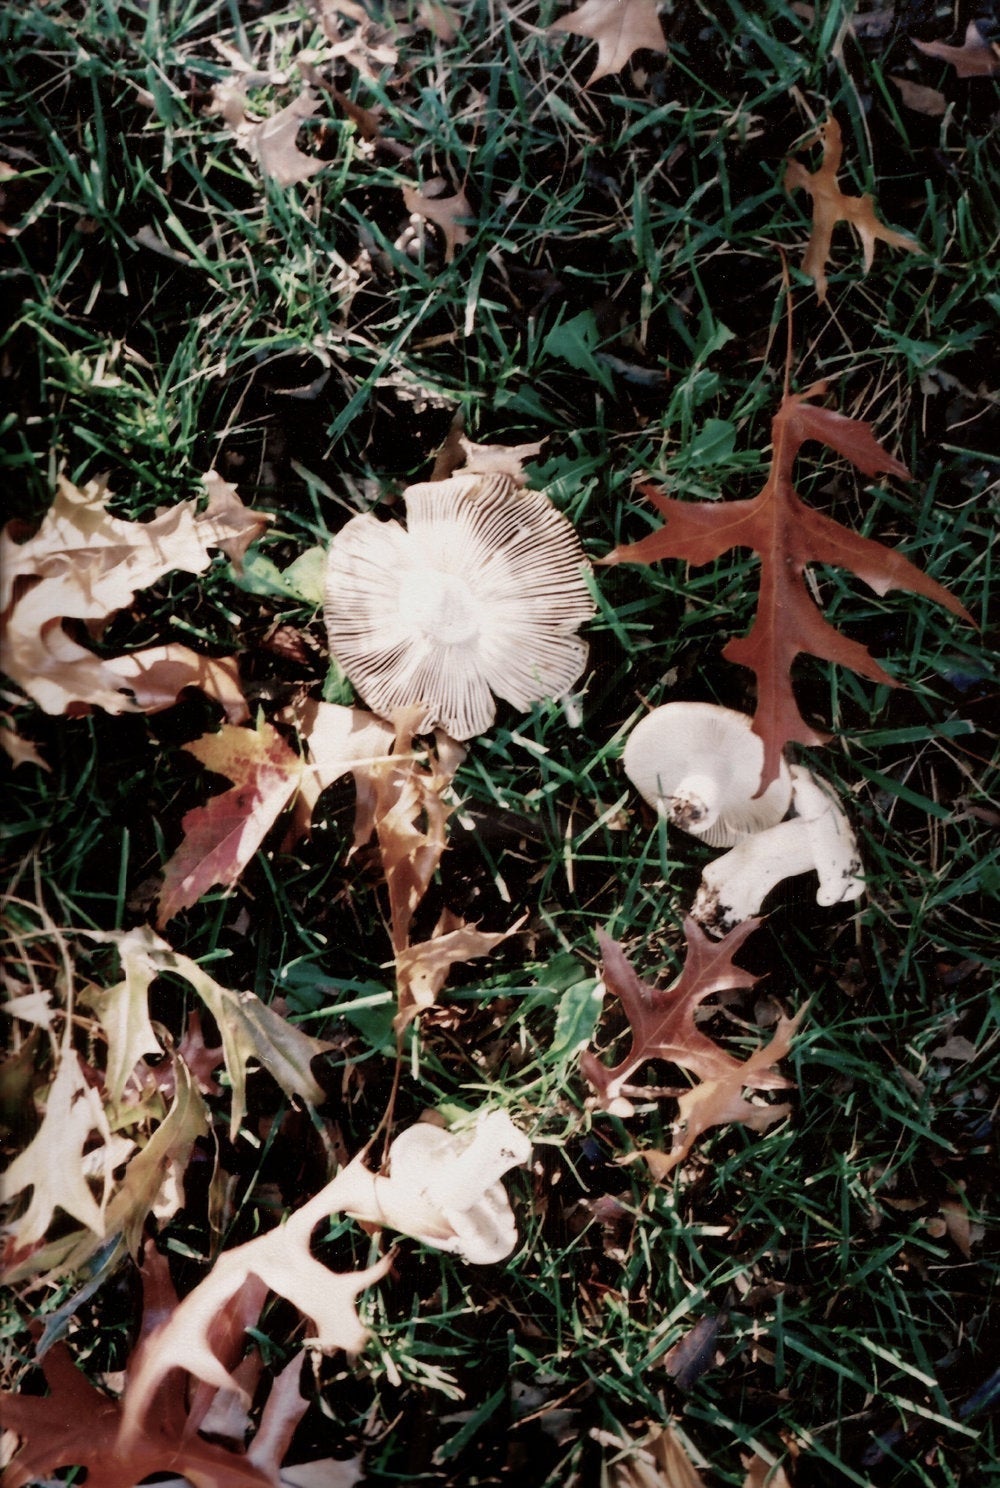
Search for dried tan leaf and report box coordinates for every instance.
[212,84,327,186]
[402,179,473,260]
[785,117,923,300]
[0,1051,112,1250]
[199,470,272,571]
[0,474,248,720]
[0,716,49,771]
[396,910,525,1022]
[550,0,667,86]
[741,1454,795,1488]
[889,75,947,116]
[430,419,544,485]
[913,21,1000,77]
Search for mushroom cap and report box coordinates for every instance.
[324,474,594,741]
[622,702,793,847]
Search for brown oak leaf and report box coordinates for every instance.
[581,917,792,1115]
[603,384,971,788]
[212,84,327,187]
[785,117,923,301]
[636,1006,807,1179]
[156,719,303,926]
[913,22,1000,77]
[549,0,667,86]
[402,179,473,261]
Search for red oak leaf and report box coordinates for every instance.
[603,385,971,788]
[913,22,1000,77]
[580,917,792,1114]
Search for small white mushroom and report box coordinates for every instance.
[324,473,594,741]
[360,1109,532,1265]
[622,702,793,847]
[691,763,864,934]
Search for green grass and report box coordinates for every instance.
[2,0,999,1484]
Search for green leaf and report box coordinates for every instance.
[548,978,603,1064]
[542,310,616,392]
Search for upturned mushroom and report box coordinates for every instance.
[622,701,793,846]
[324,473,595,741]
[691,764,864,934]
[357,1109,533,1265]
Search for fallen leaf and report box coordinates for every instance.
[889,75,947,116]
[199,470,272,571]
[0,716,49,770]
[430,417,544,485]
[396,910,525,1020]
[402,179,473,260]
[418,0,459,41]
[741,1454,795,1488]
[212,84,327,186]
[609,1422,707,1487]
[80,956,163,1108]
[279,697,394,850]
[913,22,1000,77]
[0,1050,112,1250]
[2,1249,281,1488]
[96,925,332,1142]
[785,117,923,300]
[0,474,249,720]
[156,719,303,926]
[580,917,793,1115]
[549,0,667,86]
[661,1313,727,1390]
[643,1006,806,1178]
[603,383,971,787]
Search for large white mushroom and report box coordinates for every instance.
[324,473,594,741]
[358,1109,533,1265]
[622,701,794,846]
[691,764,864,934]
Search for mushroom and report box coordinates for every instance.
[324,473,594,741]
[691,763,864,934]
[357,1109,532,1265]
[621,702,793,847]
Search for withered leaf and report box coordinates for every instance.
[402,179,473,261]
[156,719,303,926]
[0,474,249,721]
[550,0,667,86]
[913,22,1000,77]
[580,917,793,1114]
[212,84,327,187]
[603,384,971,788]
[785,117,923,301]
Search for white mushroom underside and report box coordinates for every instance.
[622,702,793,847]
[324,474,594,739]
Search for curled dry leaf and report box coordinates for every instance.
[785,117,923,301]
[605,384,971,788]
[549,0,667,87]
[0,474,250,720]
[429,415,544,486]
[402,178,474,261]
[913,22,1000,77]
[0,715,49,771]
[889,76,947,117]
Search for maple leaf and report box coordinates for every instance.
[636,1006,807,1180]
[157,719,303,926]
[603,385,972,788]
[581,918,792,1115]
[0,474,250,720]
[549,0,667,86]
[913,22,1000,77]
[402,179,473,261]
[0,1049,113,1250]
[784,117,923,301]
